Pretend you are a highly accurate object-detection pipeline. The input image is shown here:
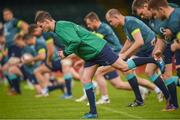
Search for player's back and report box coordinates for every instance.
[4,18,21,47]
[96,22,122,53]
[123,16,155,51]
[167,7,180,37]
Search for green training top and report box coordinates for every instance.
[54,21,107,61]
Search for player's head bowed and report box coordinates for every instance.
[35,11,55,32]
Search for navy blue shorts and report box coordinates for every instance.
[20,66,38,85]
[163,44,174,64]
[175,50,180,66]
[135,46,153,57]
[45,59,62,72]
[28,75,38,85]
[84,44,119,68]
[104,70,119,80]
[20,66,28,80]
[8,45,23,57]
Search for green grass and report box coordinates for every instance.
[0,80,180,119]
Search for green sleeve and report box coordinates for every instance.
[62,25,81,56]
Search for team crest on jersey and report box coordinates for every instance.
[160,27,165,34]
[150,22,155,28]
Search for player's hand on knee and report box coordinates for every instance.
[119,53,127,60]
[153,50,162,60]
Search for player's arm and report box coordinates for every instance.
[120,39,133,54]
[63,38,81,57]
[162,28,173,40]
[23,48,46,64]
[70,67,80,80]
[33,48,46,62]
[62,26,81,57]
[73,59,84,68]
[121,28,144,59]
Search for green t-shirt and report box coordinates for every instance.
[54,21,107,61]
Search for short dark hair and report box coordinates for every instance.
[28,24,39,35]
[84,12,100,22]
[23,34,34,41]
[132,0,149,15]
[35,11,53,23]
[148,0,168,10]
[3,8,13,13]
[14,34,24,41]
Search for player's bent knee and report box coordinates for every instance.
[145,70,154,77]
[8,66,18,74]
[81,76,91,84]
[162,73,172,80]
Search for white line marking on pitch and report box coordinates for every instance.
[100,106,144,119]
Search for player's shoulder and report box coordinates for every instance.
[169,8,180,21]
[125,16,142,29]
[101,22,112,29]
[125,16,138,22]
[169,3,179,8]
[55,20,77,32]
[56,20,76,26]
[12,18,18,22]
[6,18,18,26]
[43,32,53,39]
[36,37,46,45]
[12,18,22,24]
[174,8,180,14]
[99,22,112,32]
[125,16,141,25]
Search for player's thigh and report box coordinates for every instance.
[123,69,134,76]
[34,64,51,74]
[8,66,22,76]
[95,66,115,76]
[111,57,128,71]
[145,63,157,76]
[81,65,98,84]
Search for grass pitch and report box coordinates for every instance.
[0,80,180,119]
